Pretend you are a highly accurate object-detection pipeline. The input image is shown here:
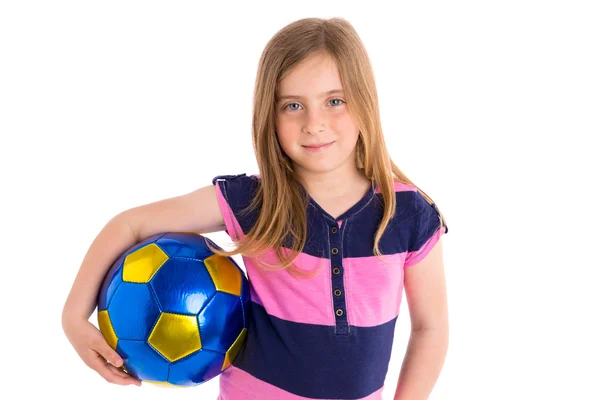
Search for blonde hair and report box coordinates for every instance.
[208,17,446,277]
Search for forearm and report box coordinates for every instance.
[393,328,449,400]
[62,212,138,324]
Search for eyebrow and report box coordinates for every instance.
[277,89,344,102]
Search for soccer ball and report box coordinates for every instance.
[96,232,250,387]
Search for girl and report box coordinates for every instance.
[62,17,449,400]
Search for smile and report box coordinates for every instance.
[302,141,335,152]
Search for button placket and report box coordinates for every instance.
[329,220,348,335]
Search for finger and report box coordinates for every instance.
[89,352,138,386]
[92,338,123,368]
[106,363,142,386]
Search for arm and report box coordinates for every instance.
[394,238,449,400]
[62,184,226,384]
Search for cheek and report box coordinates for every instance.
[275,130,297,155]
[334,116,360,142]
[330,112,356,132]
[276,119,300,144]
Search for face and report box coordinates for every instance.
[275,52,360,177]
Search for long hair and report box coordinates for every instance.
[207,17,446,277]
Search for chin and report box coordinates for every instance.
[295,161,339,174]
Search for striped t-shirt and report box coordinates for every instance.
[211,173,448,400]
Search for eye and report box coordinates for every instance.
[283,98,345,111]
[284,102,301,111]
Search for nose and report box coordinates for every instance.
[302,108,326,135]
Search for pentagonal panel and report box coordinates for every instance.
[150,258,216,314]
[222,328,247,371]
[170,349,225,386]
[156,233,217,259]
[204,255,242,296]
[148,312,201,362]
[123,243,169,283]
[97,310,118,350]
[117,339,169,382]
[197,291,244,353]
[108,282,161,340]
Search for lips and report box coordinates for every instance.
[303,141,334,148]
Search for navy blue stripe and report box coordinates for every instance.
[212,174,447,260]
[406,194,448,253]
[233,302,396,399]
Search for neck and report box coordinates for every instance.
[296,165,370,201]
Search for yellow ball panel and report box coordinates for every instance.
[98,310,118,350]
[221,328,247,371]
[148,312,201,362]
[204,255,242,296]
[123,243,169,283]
[144,380,184,388]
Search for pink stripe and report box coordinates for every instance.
[404,226,443,268]
[375,181,417,194]
[218,366,384,400]
[344,252,406,327]
[243,248,333,325]
[214,181,245,241]
[248,284,263,307]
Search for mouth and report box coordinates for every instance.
[302,141,335,150]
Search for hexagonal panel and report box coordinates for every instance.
[150,258,216,314]
[108,282,161,340]
[123,243,169,283]
[204,255,242,296]
[197,291,244,353]
[117,339,170,382]
[97,310,118,350]
[148,312,201,362]
[222,328,247,371]
[170,349,225,386]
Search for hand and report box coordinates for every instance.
[63,318,142,386]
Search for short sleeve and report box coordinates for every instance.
[403,192,448,268]
[212,173,260,241]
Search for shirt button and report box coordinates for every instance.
[331,226,338,233]
[333,267,341,275]
[336,309,344,316]
[331,248,339,255]
[334,289,342,296]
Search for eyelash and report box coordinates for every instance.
[282,98,345,111]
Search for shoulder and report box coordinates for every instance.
[212,173,261,199]
[385,179,448,239]
[382,181,423,220]
[212,173,260,187]
[211,173,261,240]
[386,180,437,219]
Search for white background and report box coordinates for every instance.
[1,1,599,399]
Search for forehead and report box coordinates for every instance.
[277,53,343,99]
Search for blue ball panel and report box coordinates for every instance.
[156,233,220,260]
[117,339,169,382]
[109,283,160,340]
[197,291,244,353]
[97,255,124,311]
[169,349,225,386]
[151,258,216,315]
[126,233,168,255]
